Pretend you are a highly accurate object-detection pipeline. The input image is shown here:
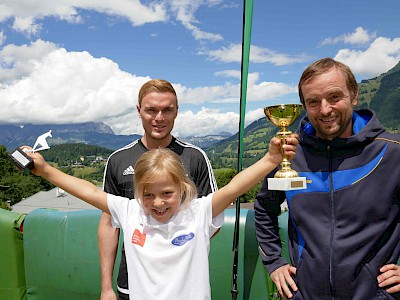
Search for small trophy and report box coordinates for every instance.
[264,104,306,191]
[9,130,52,170]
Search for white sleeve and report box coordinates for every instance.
[196,193,224,237]
[107,193,133,229]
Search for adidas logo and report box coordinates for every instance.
[123,166,135,176]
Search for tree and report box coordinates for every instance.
[0,145,54,207]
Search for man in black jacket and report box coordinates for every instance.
[255,58,400,299]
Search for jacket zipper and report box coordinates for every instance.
[328,144,336,299]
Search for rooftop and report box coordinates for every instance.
[12,187,99,214]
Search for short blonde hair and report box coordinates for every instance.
[138,79,178,107]
[134,148,198,206]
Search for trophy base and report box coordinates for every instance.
[268,177,306,191]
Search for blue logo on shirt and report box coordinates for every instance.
[171,233,195,246]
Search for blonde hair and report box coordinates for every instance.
[134,148,198,206]
[138,79,178,107]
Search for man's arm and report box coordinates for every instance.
[254,176,298,298]
[98,212,119,300]
[98,158,120,300]
[254,176,288,273]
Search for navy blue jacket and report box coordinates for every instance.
[255,109,400,299]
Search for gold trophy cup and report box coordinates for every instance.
[264,104,306,190]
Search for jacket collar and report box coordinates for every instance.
[298,109,385,152]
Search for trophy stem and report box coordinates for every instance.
[275,127,298,178]
[275,159,299,178]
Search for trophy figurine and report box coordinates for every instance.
[264,104,306,190]
[9,130,52,170]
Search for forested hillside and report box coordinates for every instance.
[369,63,400,131]
[42,143,113,166]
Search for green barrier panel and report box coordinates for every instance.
[21,207,291,299]
[23,209,114,300]
[0,208,27,300]
[210,208,274,300]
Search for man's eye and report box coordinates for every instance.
[329,94,342,102]
[307,100,318,107]
[163,108,174,114]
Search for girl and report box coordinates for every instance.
[25,135,298,300]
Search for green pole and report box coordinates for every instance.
[231,0,253,299]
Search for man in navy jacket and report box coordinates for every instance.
[255,58,400,299]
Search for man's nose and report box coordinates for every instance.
[320,99,333,114]
[154,110,164,120]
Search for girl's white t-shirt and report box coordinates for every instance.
[107,193,224,300]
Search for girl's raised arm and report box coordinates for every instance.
[25,148,109,213]
[211,135,298,217]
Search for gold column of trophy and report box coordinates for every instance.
[264,104,306,190]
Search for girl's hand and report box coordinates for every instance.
[268,134,299,166]
[21,146,48,177]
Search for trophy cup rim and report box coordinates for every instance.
[263,103,303,127]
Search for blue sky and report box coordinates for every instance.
[1,0,400,137]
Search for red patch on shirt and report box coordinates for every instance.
[132,229,146,247]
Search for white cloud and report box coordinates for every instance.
[0,0,225,43]
[321,27,377,46]
[0,42,296,136]
[214,69,241,79]
[0,39,57,83]
[0,0,167,37]
[169,0,223,42]
[175,74,296,105]
[248,80,297,101]
[175,108,239,137]
[0,45,148,126]
[176,106,269,137]
[173,106,265,137]
[175,82,239,104]
[334,37,400,78]
[201,43,310,65]
[12,16,42,37]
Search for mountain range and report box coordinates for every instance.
[0,122,232,151]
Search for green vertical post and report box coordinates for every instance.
[232,0,254,299]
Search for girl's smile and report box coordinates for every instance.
[142,177,181,223]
